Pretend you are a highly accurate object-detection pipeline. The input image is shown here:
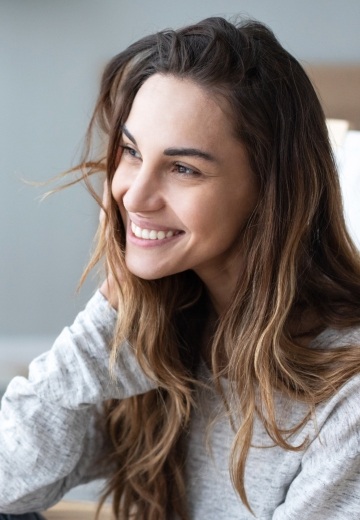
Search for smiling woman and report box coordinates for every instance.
[112,75,257,293]
[1,15,360,520]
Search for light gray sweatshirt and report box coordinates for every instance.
[0,291,359,519]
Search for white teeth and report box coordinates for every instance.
[134,225,142,238]
[131,221,177,240]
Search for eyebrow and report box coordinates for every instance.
[163,147,216,162]
[122,125,217,163]
[122,125,137,145]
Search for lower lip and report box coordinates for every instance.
[126,224,184,248]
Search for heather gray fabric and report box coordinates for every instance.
[0,291,359,519]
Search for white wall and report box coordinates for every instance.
[1,0,360,343]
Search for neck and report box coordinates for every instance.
[201,270,237,315]
[194,250,244,315]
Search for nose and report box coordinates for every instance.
[113,164,165,214]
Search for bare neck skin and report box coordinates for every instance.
[206,274,235,316]
[195,249,244,316]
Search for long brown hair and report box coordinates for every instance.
[78,16,360,519]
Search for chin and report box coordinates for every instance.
[125,262,165,281]
[125,259,185,281]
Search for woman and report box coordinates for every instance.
[1,16,360,520]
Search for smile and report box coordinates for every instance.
[130,221,181,240]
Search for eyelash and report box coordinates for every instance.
[174,163,200,177]
[119,144,201,177]
[120,145,141,159]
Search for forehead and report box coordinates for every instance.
[125,74,235,146]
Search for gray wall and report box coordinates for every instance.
[1,0,360,340]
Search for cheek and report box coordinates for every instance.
[111,166,126,201]
[110,169,129,225]
[205,188,257,238]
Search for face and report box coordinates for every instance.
[112,74,258,290]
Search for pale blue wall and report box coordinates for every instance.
[1,0,359,337]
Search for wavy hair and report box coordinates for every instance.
[76,16,360,519]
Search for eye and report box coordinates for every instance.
[120,145,142,160]
[174,163,200,177]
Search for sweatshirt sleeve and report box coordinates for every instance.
[0,290,156,514]
[272,374,360,520]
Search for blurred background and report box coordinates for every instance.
[1,0,360,501]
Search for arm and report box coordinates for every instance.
[273,374,360,520]
[0,290,156,514]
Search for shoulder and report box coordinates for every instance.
[311,323,360,350]
[272,364,360,519]
[309,371,360,452]
[307,324,360,444]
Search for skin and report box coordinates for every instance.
[107,74,258,314]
